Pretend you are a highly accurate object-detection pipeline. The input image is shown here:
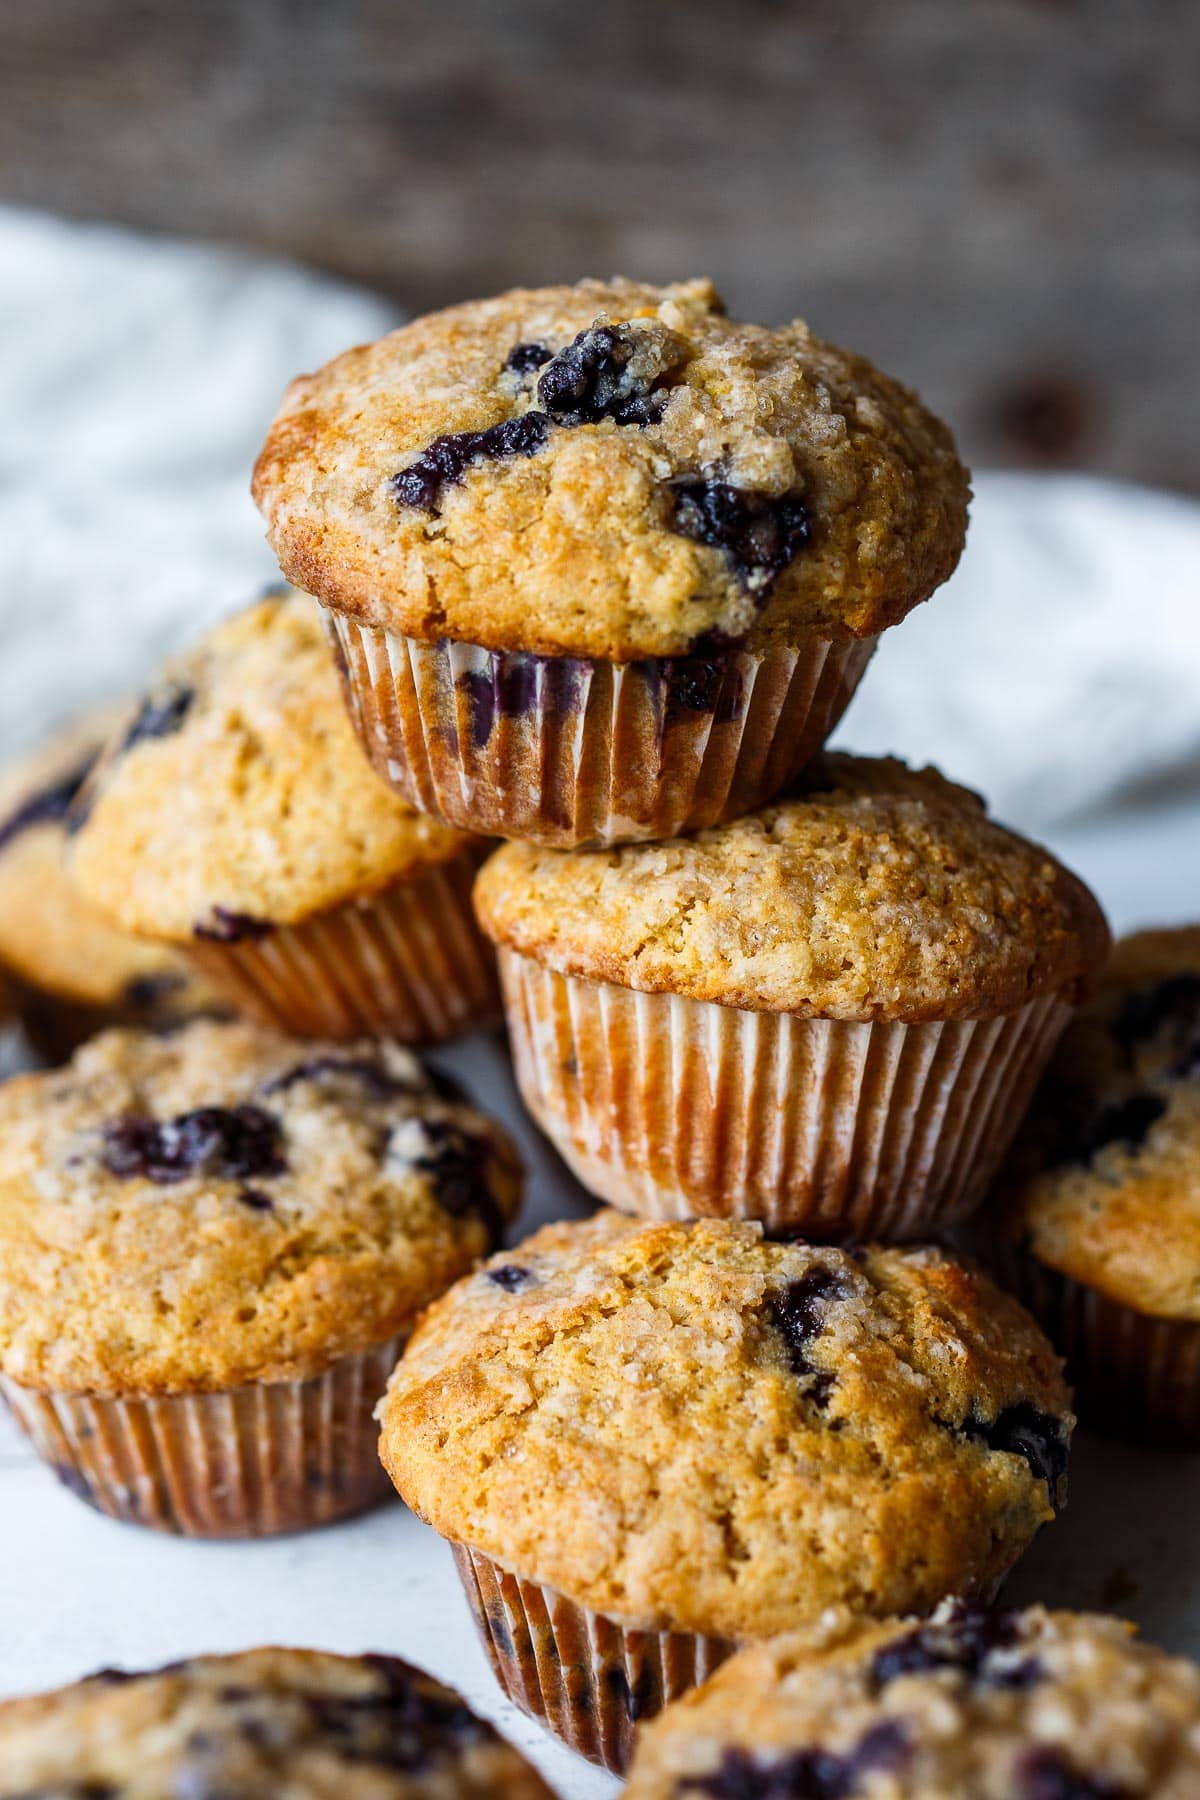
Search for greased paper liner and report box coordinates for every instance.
[500,950,1072,1239]
[452,1543,736,1774]
[325,614,877,847]
[0,1336,404,1538]
[987,1244,1200,1448]
[184,854,497,1044]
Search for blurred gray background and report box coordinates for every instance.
[2,0,1197,490]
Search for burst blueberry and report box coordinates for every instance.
[391,412,550,515]
[101,1104,287,1186]
[766,1267,850,1407]
[670,482,811,596]
[536,322,674,427]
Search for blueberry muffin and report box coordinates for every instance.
[0,1648,554,1797]
[475,754,1108,1241]
[988,923,1200,1445]
[625,1600,1200,1797]
[67,590,497,1044]
[253,278,969,845]
[0,1017,520,1536]
[0,710,217,1061]
[378,1210,1072,1770]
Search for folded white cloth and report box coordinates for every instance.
[841,471,1200,829]
[0,206,397,754]
[1,204,1197,846]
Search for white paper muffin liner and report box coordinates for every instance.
[183,852,498,1043]
[452,1543,736,1774]
[0,1335,404,1538]
[987,1244,1200,1447]
[499,950,1072,1239]
[325,613,877,847]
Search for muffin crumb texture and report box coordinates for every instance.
[253,278,969,659]
[68,591,483,944]
[0,708,213,1020]
[625,1602,1200,1797]
[476,754,1110,1021]
[381,1210,1072,1639]
[0,1647,553,1797]
[0,1019,520,1394]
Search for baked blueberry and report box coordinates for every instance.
[535,321,680,427]
[101,1103,286,1186]
[766,1267,851,1406]
[676,1724,909,1798]
[192,907,272,942]
[120,684,195,754]
[391,412,550,515]
[0,755,94,855]
[504,341,553,376]
[669,481,811,597]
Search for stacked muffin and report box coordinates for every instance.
[2,276,1192,1795]
[250,277,1126,1776]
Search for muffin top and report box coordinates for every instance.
[252,278,969,661]
[68,590,484,944]
[996,923,1200,1320]
[624,1601,1200,1798]
[0,710,211,1015]
[0,1648,553,1799]
[379,1211,1071,1639]
[0,1018,521,1394]
[475,755,1109,1022]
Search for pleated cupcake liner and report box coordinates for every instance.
[0,1335,405,1538]
[499,950,1072,1240]
[452,1543,736,1774]
[183,852,498,1044]
[986,1244,1200,1448]
[324,612,877,847]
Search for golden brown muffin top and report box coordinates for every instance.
[0,1019,521,1394]
[625,1602,1200,1798]
[475,755,1109,1022]
[995,923,1200,1319]
[252,278,969,660]
[0,709,212,1014]
[68,591,484,944]
[0,1648,554,1798]
[379,1211,1072,1641]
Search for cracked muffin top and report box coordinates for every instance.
[475,755,1109,1022]
[252,278,969,661]
[994,924,1200,1320]
[0,1018,520,1395]
[378,1211,1072,1640]
[0,1648,553,1799]
[0,709,214,1018]
[67,590,484,945]
[624,1601,1200,1798]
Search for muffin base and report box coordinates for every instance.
[499,951,1071,1240]
[0,1336,404,1537]
[325,615,877,848]
[184,853,497,1044]
[452,1544,736,1774]
[988,1247,1200,1447]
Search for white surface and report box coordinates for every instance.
[0,209,1198,1796]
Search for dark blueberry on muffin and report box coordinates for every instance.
[669,481,811,596]
[392,413,550,514]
